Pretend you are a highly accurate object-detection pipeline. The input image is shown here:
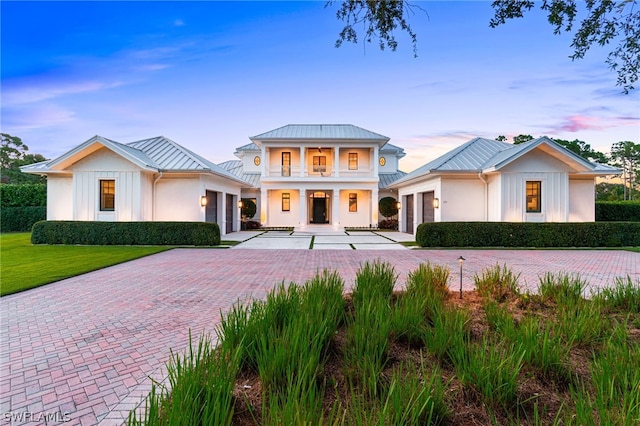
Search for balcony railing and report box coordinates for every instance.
[264,166,375,178]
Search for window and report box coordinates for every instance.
[282,193,290,211]
[349,193,357,212]
[100,180,115,211]
[526,181,541,213]
[348,153,358,170]
[282,152,291,177]
[313,156,326,173]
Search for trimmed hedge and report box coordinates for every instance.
[416,222,640,248]
[1,206,46,232]
[596,201,640,222]
[0,183,46,207]
[31,221,221,246]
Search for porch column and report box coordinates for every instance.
[332,190,340,230]
[371,187,379,228]
[300,147,306,177]
[299,189,307,230]
[260,188,268,226]
[334,147,340,177]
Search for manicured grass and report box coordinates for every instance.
[0,233,170,296]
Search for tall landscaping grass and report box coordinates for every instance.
[594,275,640,313]
[537,272,586,307]
[451,335,524,409]
[474,263,521,302]
[128,333,240,426]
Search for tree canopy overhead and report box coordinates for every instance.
[328,0,639,92]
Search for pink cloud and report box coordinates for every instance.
[550,115,640,133]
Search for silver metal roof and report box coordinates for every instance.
[234,142,260,153]
[379,171,407,188]
[217,160,261,186]
[390,137,619,187]
[251,124,390,141]
[21,135,249,184]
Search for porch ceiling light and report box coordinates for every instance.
[200,195,207,207]
[433,198,440,209]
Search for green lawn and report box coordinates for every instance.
[1,233,170,296]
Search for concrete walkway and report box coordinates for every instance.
[1,249,638,425]
[226,229,414,250]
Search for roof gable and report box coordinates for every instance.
[44,135,159,172]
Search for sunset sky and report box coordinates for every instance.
[2,1,638,172]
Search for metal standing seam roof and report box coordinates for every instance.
[217,160,261,186]
[390,137,620,187]
[250,124,390,141]
[21,135,249,184]
[379,171,407,188]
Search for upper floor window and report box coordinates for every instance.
[100,180,115,211]
[349,193,357,212]
[282,152,291,177]
[348,153,358,170]
[282,193,290,211]
[313,156,326,173]
[526,181,541,213]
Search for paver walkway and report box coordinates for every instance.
[1,249,638,425]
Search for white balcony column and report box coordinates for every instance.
[300,147,306,177]
[299,189,307,229]
[260,188,268,226]
[371,187,379,227]
[262,146,269,176]
[332,190,340,230]
[334,146,340,177]
[372,147,379,176]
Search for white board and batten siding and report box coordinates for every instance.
[69,148,147,221]
[47,176,73,220]
[500,152,573,222]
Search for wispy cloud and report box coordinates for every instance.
[3,79,125,105]
[2,103,76,131]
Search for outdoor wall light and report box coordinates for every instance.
[238,200,244,209]
[458,256,465,299]
[200,195,207,207]
[433,198,440,208]
[396,201,401,210]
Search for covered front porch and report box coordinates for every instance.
[259,186,379,230]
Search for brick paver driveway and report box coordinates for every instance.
[1,249,638,425]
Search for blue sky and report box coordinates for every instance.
[2,1,638,172]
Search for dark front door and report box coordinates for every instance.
[312,198,327,223]
[226,194,234,234]
[205,190,217,223]
[406,194,414,234]
[422,191,435,223]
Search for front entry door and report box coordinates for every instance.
[406,194,414,234]
[312,198,327,223]
[225,194,234,234]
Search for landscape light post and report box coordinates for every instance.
[458,256,465,299]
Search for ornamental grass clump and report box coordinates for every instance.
[537,272,586,307]
[474,263,521,302]
[451,336,524,409]
[594,275,640,313]
[128,333,240,426]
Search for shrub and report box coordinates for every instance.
[416,222,640,247]
[379,196,398,218]
[0,183,46,207]
[1,206,46,232]
[240,198,257,219]
[596,201,640,221]
[378,218,398,230]
[30,221,221,245]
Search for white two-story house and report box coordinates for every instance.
[219,124,407,229]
